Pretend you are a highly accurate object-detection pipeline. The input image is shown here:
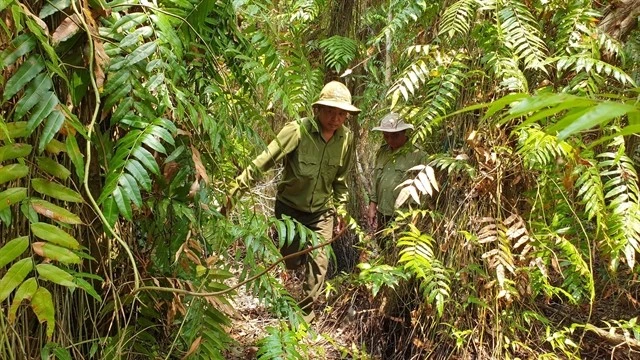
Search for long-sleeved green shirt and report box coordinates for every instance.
[371,144,426,216]
[237,117,353,214]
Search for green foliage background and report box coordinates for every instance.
[0,0,639,358]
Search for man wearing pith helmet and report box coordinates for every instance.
[366,112,425,244]
[234,81,360,322]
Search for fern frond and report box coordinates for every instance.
[318,36,358,74]
[394,165,439,208]
[598,151,640,270]
[554,235,594,302]
[556,55,636,87]
[553,5,600,55]
[485,52,529,92]
[429,153,477,178]
[373,0,433,45]
[439,0,478,40]
[397,224,451,316]
[498,0,547,71]
[516,127,573,169]
[257,325,306,359]
[574,161,606,224]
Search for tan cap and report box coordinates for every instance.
[312,81,361,113]
[372,112,414,132]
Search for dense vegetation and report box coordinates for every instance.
[1,0,639,358]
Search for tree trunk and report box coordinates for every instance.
[599,0,640,40]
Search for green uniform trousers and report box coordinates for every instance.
[275,200,333,313]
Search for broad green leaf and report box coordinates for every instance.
[550,102,638,139]
[1,34,36,68]
[102,196,119,229]
[119,173,142,207]
[31,222,80,249]
[0,258,33,301]
[141,131,166,153]
[103,82,132,110]
[0,236,29,268]
[0,207,11,225]
[30,199,83,224]
[75,278,102,302]
[0,163,29,185]
[38,110,65,153]
[125,42,156,67]
[112,187,132,220]
[26,92,58,135]
[133,147,160,175]
[31,287,55,339]
[125,159,151,191]
[8,277,37,323]
[0,121,29,140]
[0,143,32,162]
[32,242,81,264]
[0,187,27,211]
[31,178,84,203]
[39,0,71,18]
[0,0,15,11]
[36,263,76,288]
[14,75,53,120]
[102,68,130,96]
[65,135,85,180]
[69,69,90,106]
[36,156,71,180]
[45,139,67,155]
[484,93,528,120]
[3,55,45,101]
[111,12,147,33]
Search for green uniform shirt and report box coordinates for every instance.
[371,144,426,216]
[237,118,353,213]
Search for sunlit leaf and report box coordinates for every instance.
[0,143,32,162]
[31,178,84,203]
[31,222,80,249]
[0,258,33,302]
[0,163,29,185]
[36,156,71,180]
[0,236,29,268]
[0,187,27,212]
[31,287,55,339]
[8,277,37,323]
[30,199,83,224]
[36,263,76,288]
[32,242,81,264]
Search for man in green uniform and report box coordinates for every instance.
[234,81,360,320]
[366,113,425,239]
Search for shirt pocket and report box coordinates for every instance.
[297,149,319,178]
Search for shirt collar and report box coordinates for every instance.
[311,118,345,138]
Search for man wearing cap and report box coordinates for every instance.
[233,81,360,321]
[366,112,425,238]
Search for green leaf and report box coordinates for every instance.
[32,242,81,264]
[125,159,151,191]
[8,277,37,323]
[31,178,84,203]
[26,92,58,135]
[102,196,119,230]
[36,156,71,180]
[36,263,76,288]
[125,42,157,67]
[69,69,90,106]
[38,110,65,153]
[0,236,29,268]
[119,173,142,207]
[0,121,29,140]
[0,0,15,11]
[0,163,29,185]
[0,143,32,162]
[31,287,55,340]
[39,0,71,18]
[45,138,66,155]
[75,278,102,302]
[112,187,132,220]
[31,222,81,249]
[550,102,638,139]
[1,34,36,68]
[65,135,85,180]
[30,199,83,224]
[0,258,33,302]
[0,187,27,212]
[133,147,160,175]
[3,55,45,101]
[14,75,53,120]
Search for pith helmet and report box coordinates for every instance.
[312,81,361,113]
[372,112,414,132]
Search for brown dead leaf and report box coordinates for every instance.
[32,242,46,258]
[53,15,81,45]
[93,40,109,90]
[182,336,202,360]
[190,146,209,184]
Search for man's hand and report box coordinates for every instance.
[335,215,346,235]
[365,202,377,230]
